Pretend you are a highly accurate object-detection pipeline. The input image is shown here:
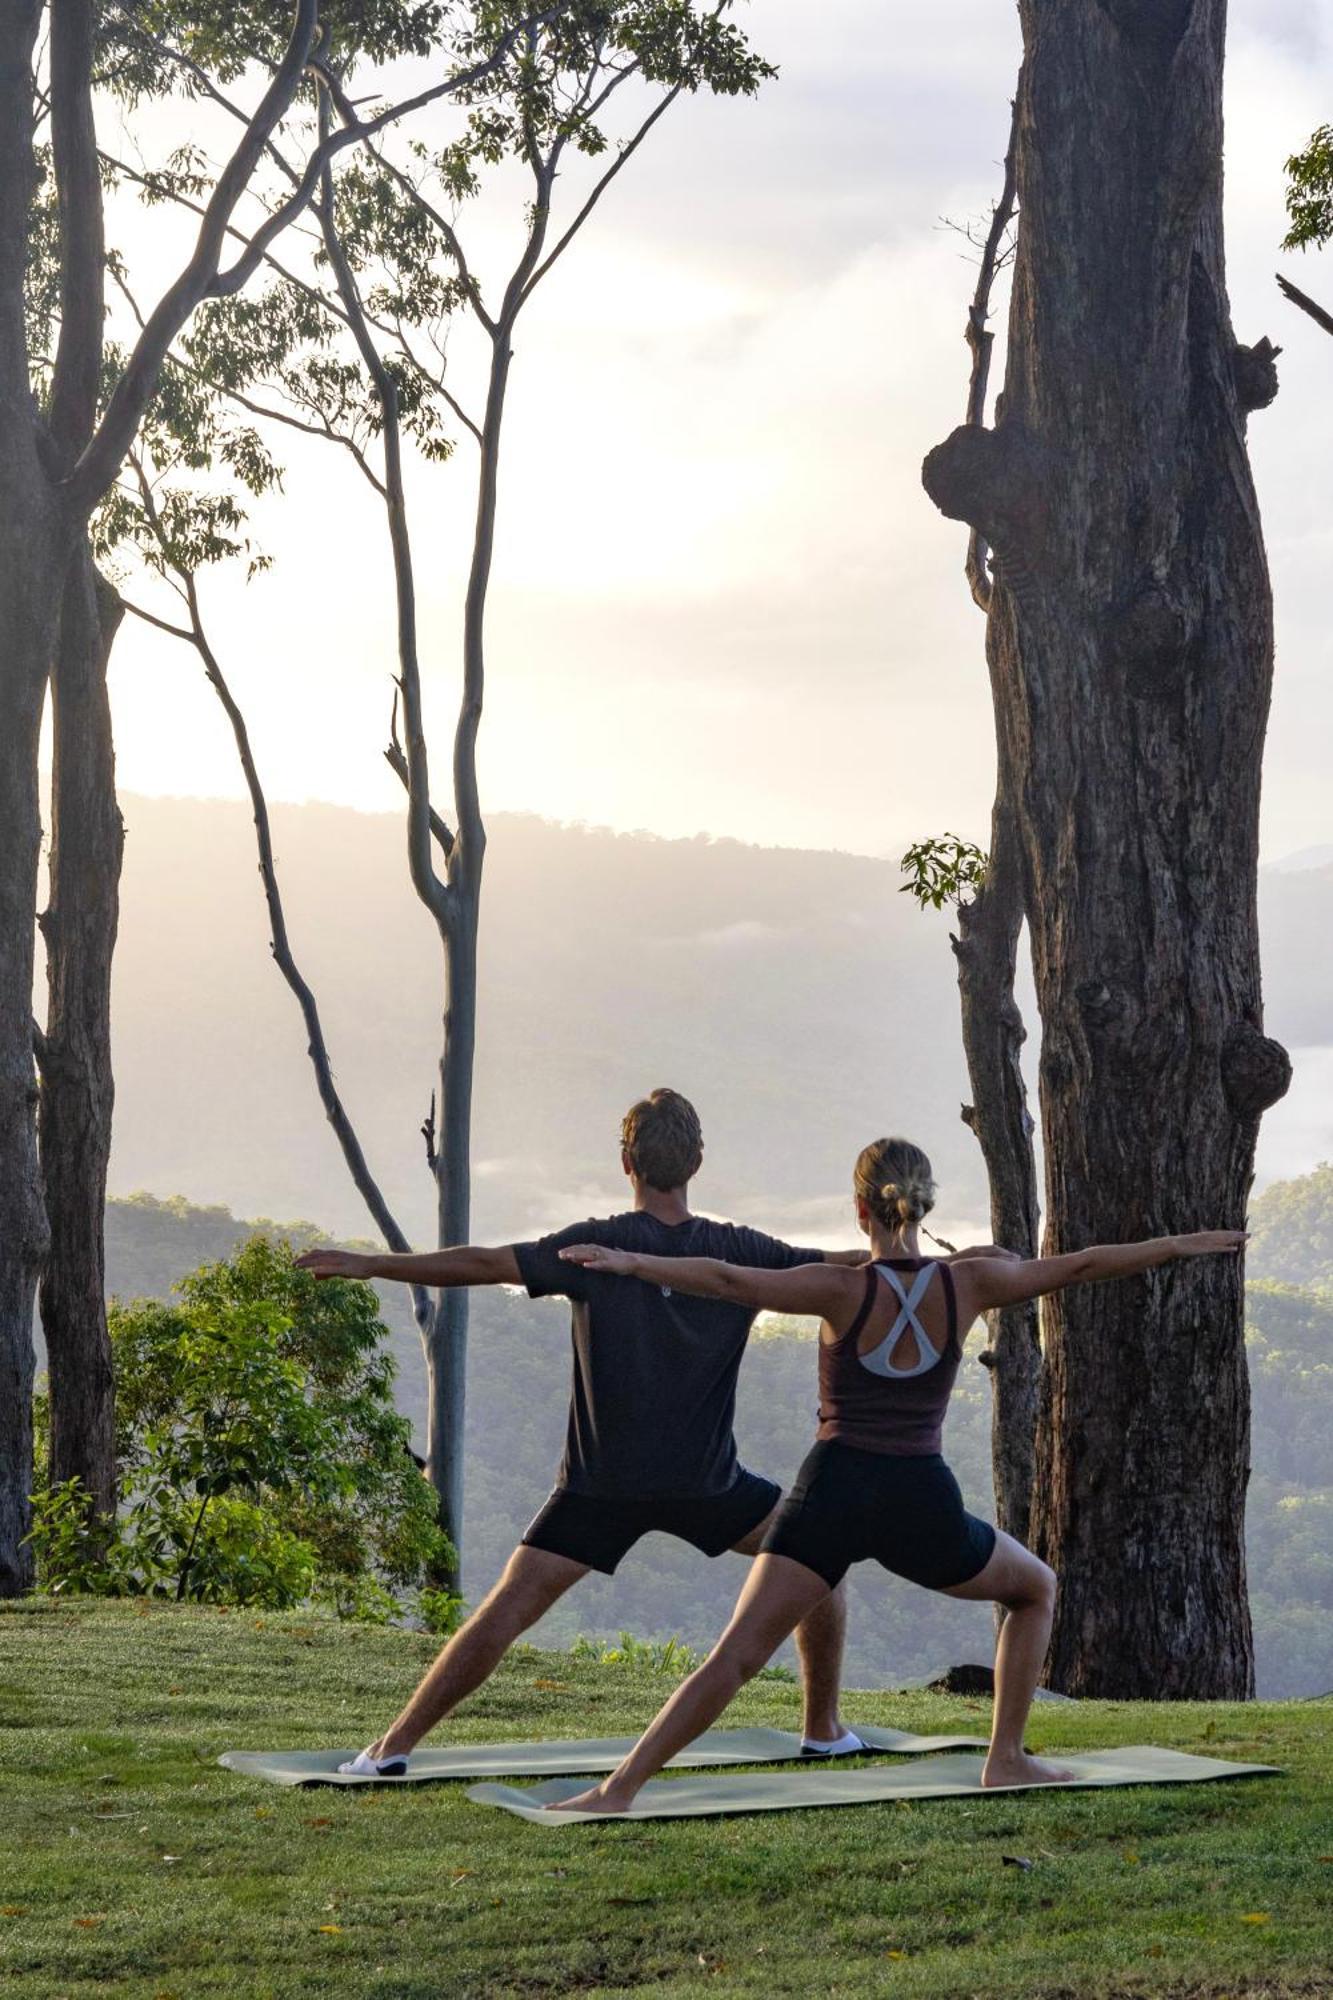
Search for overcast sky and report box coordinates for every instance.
[96,0,1333,863]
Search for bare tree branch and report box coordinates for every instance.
[127,469,423,1307]
[386,692,455,857]
[1277,270,1333,338]
[963,104,1019,612]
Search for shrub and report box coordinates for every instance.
[28,1235,454,1615]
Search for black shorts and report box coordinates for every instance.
[762,1440,997,1592]
[522,1468,781,1576]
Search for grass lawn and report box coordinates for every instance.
[0,1599,1329,1999]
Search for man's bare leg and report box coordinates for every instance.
[366,1545,589,1761]
[731,1510,847,1744]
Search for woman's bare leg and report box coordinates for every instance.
[551,1554,830,1813]
[729,1507,848,1743]
[942,1530,1074,1787]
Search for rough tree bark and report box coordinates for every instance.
[38,550,125,1515]
[923,0,1289,1697]
[0,0,64,1593]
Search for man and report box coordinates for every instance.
[297,1087,866,1774]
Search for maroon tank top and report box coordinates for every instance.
[817,1258,962,1457]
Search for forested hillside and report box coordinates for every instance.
[96,1181,1333,1698]
[91,800,1333,1251]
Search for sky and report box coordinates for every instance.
[93,0,1333,864]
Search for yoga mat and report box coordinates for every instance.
[468,1745,1282,1824]
[218,1722,988,1788]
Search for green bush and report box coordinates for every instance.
[28,1236,454,1615]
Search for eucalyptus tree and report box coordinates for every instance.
[922,1,1289,1696]
[100,1,774,1584]
[2,0,562,1594]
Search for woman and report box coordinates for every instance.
[549,1136,1245,1811]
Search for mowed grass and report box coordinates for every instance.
[0,1600,1329,2000]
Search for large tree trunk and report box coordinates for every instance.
[954,804,1041,1546]
[924,0,1289,1696]
[38,548,125,1516]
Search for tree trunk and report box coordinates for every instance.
[0,0,57,1593]
[38,547,125,1516]
[954,803,1041,1546]
[429,898,479,1574]
[923,0,1289,1697]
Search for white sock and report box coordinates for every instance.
[800,1728,865,1758]
[337,1748,409,1777]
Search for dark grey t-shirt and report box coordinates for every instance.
[513,1212,823,1499]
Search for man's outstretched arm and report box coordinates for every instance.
[295,1244,521,1286]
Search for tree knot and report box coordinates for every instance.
[1232,337,1281,414]
[1105,580,1192,695]
[1221,1023,1291,1118]
[921,422,1049,571]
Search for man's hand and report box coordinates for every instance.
[559,1244,637,1276]
[946,1243,1023,1264]
[295,1248,373,1281]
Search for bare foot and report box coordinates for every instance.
[547,1782,633,1815]
[981,1750,1077,1789]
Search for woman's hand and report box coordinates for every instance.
[558,1244,638,1276]
[295,1248,371,1280]
[1170,1230,1247,1258]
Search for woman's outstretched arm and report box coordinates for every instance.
[954,1230,1245,1319]
[557,1245,863,1321]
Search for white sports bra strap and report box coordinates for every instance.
[857,1263,944,1381]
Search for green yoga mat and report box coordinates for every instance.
[218,1723,987,1788]
[468,1745,1282,1824]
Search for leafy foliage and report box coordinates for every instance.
[1247,1163,1333,1291]
[1283,123,1333,252]
[898,833,989,913]
[29,1238,452,1614]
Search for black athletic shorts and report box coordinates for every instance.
[521,1468,781,1576]
[762,1440,997,1592]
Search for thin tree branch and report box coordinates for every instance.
[963,104,1019,612]
[1277,270,1333,338]
[127,472,423,1309]
[209,12,562,304]
[120,595,193,641]
[106,253,391,497]
[520,79,683,302]
[63,0,322,514]
[385,692,455,857]
[315,61,496,336]
[315,85,452,928]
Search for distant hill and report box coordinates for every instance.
[89,797,1333,1252]
[94,1183,1333,1699]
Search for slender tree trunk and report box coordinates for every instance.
[429,901,479,1568]
[38,548,124,1516]
[0,0,57,1592]
[924,0,1289,1696]
[954,804,1041,1546]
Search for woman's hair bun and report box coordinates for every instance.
[854,1139,936,1230]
